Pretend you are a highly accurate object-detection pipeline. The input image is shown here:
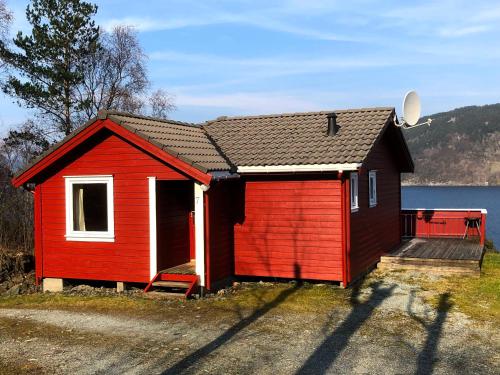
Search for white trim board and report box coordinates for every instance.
[194,182,205,287]
[64,175,115,242]
[402,208,487,214]
[237,163,361,174]
[148,177,157,280]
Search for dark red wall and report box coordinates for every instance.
[349,132,402,280]
[234,177,344,281]
[156,181,193,271]
[39,130,189,283]
[206,181,239,288]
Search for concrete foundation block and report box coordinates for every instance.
[117,282,126,293]
[43,278,63,293]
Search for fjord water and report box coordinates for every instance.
[402,186,500,248]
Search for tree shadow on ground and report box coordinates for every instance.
[295,281,395,375]
[160,264,303,374]
[407,291,452,375]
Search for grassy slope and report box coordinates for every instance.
[421,251,500,323]
[0,253,498,323]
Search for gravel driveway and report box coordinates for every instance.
[0,275,498,375]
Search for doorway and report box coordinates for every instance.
[156,181,195,271]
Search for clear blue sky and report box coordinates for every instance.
[1,0,500,132]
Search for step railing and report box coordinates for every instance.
[401,208,487,246]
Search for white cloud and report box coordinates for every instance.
[149,50,417,78]
[101,15,224,32]
[176,91,322,113]
[438,25,491,38]
[100,3,365,42]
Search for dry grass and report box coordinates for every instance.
[0,293,166,316]
[208,282,349,313]
[0,253,498,325]
[420,251,500,324]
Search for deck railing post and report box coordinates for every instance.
[480,212,486,246]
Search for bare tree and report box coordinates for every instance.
[0,0,12,70]
[78,25,148,118]
[149,89,176,119]
[2,120,50,170]
[78,25,175,120]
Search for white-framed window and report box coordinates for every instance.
[64,175,114,242]
[350,172,359,212]
[369,170,377,207]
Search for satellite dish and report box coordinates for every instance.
[395,90,432,129]
[402,90,421,126]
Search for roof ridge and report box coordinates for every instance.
[204,107,395,124]
[99,109,198,127]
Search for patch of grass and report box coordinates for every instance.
[421,251,500,323]
[208,282,349,314]
[0,293,165,316]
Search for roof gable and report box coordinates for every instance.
[12,113,219,187]
[105,112,232,172]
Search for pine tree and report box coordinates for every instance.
[0,0,99,136]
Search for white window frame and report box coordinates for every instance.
[64,175,115,242]
[350,172,359,212]
[369,170,377,207]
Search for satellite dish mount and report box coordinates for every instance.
[395,90,432,129]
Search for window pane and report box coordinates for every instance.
[351,173,358,209]
[72,183,108,231]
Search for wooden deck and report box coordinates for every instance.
[379,238,484,275]
[160,261,196,275]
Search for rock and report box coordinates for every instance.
[70,284,95,293]
[6,284,21,296]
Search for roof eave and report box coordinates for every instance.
[237,163,362,174]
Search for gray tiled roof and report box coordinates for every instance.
[106,112,231,172]
[203,107,395,166]
[14,107,402,181]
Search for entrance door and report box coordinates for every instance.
[156,181,194,271]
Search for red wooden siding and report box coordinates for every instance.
[39,130,189,283]
[349,133,401,280]
[206,181,239,288]
[34,184,43,285]
[156,181,193,271]
[234,177,344,281]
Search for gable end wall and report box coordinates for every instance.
[38,131,189,283]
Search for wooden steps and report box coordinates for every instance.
[152,281,192,288]
[144,269,198,297]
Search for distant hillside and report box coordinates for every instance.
[402,104,500,185]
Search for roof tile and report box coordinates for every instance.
[203,108,394,167]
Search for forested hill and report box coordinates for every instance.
[402,104,500,185]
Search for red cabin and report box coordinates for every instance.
[13,108,416,293]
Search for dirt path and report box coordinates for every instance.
[0,277,498,374]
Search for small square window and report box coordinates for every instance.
[369,170,377,207]
[65,176,114,242]
[350,172,359,212]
